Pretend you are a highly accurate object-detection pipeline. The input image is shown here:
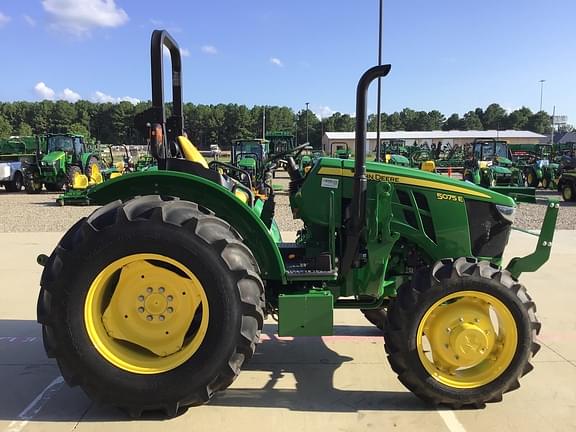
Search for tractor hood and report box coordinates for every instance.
[319,158,515,207]
[42,151,66,165]
[495,156,513,167]
[387,154,411,166]
[491,164,512,175]
[238,158,256,169]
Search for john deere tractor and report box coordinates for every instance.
[24,133,102,192]
[463,139,523,188]
[37,31,558,417]
[511,144,558,189]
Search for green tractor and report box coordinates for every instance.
[510,144,558,189]
[231,138,268,179]
[267,131,295,155]
[24,133,102,193]
[330,141,352,159]
[37,31,558,417]
[463,139,524,188]
[378,139,412,167]
[557,170,576,201]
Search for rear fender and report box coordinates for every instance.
[86,170,286,282]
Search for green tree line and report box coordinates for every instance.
[0,100,561,149]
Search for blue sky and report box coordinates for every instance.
[0,0,574,124]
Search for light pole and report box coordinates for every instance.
[539,80,545,112]
[375,0,383,162]
[305,102,310,143]
[262,105,266,140]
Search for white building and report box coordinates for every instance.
[322,130,547,155]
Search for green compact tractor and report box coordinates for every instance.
[331,141,352,159]
[510,144,558,189]
[463,139,522,187]
[37,31,558,417]
[378,139,411,167]
[24,133,102,193]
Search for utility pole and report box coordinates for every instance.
[539,80,545,112]
[262,106,266,140]
[305,102,310,143]
[375,0,383,162]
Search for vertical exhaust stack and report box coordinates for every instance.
[341,64,391,274]
[136,30,184,165]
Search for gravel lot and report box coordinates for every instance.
[0,173,573,233]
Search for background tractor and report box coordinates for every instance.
[463,139,524,187]
[37,30,558,417]
[510,144,558,189]
[23,133,102,192]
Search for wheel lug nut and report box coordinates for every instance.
[459,317,464,322]
[474,318,480,323]
[159,287,165,293]
[159,315,165,321]
[455,355,460,360]
[167,307,174,313]
[138,295,145,302]
[167,295,173,301]
[146,287,153,293]
[446,328,451,333]
[146,315,153,321]
[138,307,144,313]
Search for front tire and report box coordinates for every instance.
[384,258,540,408]
[561,183,575,201]
[37,196,264,417]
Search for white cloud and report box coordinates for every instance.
[23,15,36,27]
[42,0,129,36]
[270,57,284,67]
[0,12,11,27]
[315,105,335,119]
[201,45,218,55]
[34,82,55,100]
[60,88,81,102]
[93,91,140,104]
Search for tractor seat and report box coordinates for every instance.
[165,136,253,205]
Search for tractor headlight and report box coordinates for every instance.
[495,204,516,223]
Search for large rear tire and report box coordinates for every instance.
[384,257,540,408]
[37,196,264,417]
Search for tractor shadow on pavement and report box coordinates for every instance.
[208,323,427,412]
[0,320,428,423]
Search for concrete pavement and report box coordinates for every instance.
[0,230,574,432]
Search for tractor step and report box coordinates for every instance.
[279,242,335,280]
[285,268,338,281]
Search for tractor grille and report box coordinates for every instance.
[466,200,511,258]
[395,189,436,243]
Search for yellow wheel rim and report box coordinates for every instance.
[564,186,572,200]
[416,291,517,389]
[84,253,209,374]
[527,173,534,185]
